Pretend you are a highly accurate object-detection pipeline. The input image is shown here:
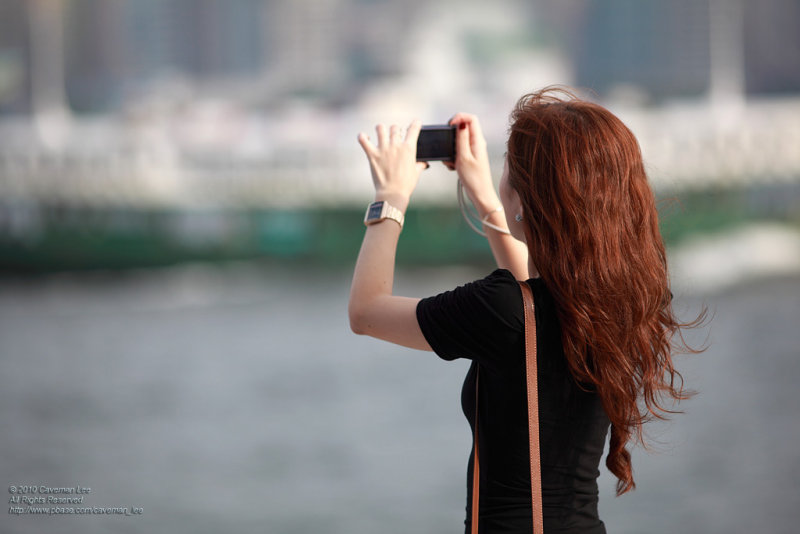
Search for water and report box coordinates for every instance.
[1,259,798,534]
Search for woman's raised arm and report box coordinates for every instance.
[348,120,432,351]
[447,113,530,280]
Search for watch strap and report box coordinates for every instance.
[364,200,404,228]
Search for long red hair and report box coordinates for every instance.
[506,87,702,495]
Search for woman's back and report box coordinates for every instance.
[417,269,609,533]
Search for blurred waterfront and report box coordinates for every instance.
[1,0,800,271]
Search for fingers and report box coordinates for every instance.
[405,119,422,145]
[449,112,486,161]
[358,120,428,183]
[449,112,474,130]
[449,112,483,134]
[376,124,389,148]
[361,119,422,150]
[357,132,375,156]
[452,115,472,160]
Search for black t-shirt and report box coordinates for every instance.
[416,269,610,534]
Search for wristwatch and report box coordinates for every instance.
[364,200,404,229]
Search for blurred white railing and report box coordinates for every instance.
[0,97,799,210]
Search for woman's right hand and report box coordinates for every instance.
[357,120,427,211]
[446,113,500,214]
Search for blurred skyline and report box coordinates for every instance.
[0,0,799,270]
[1,0,799,117]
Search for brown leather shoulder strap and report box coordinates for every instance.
[471,281,544,534]
[519,281,544,534]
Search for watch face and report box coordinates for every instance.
[367,201,384,221]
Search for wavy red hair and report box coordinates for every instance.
[506,87,703,495]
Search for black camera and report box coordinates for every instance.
[416,125,455,162]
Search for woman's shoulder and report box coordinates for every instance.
[456,269,531,327]
[418,269,523,325]
[418,268,547,321]
[482,267,519,287]
[483,269,547,297]
[457,268,550,303]
[416,269,527,362]
[466,268,524,305]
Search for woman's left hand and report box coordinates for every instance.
[358,120,428,208]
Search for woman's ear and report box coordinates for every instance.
[509,188,523,220]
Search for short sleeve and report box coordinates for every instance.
[416,269,524,368]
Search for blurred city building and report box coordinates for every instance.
[2,0,798,114]
[537,0,800,101]
[0,0,798,270]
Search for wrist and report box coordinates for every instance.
[373,191,410,213]
[469,190,501,218]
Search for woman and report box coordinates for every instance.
[349,87,699,533]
